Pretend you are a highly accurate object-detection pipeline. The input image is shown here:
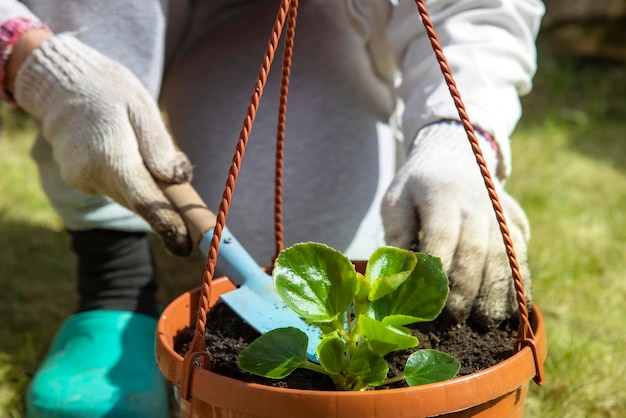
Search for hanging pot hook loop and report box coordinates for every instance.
[517,337,546,385]
[179,349,212,401]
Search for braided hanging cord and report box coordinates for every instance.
[413,0,530,339]
[273,0,299,266]
[186,0,294,357]
[414,0,544,384]
[183,0,544,388]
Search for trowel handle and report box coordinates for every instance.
[160,182,216,247]
[161,182,265,287]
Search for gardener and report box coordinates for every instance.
[0,0,544,416]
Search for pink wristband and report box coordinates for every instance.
[436,119,499,154]
[0,17,51,103]
[474,126,498,154]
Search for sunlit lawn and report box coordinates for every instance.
[0,34,625,417]
[514,38,626,417]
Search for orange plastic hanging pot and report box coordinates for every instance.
[157,279,546,418]
[156,1,547,417]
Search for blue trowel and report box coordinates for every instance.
[162,182,321,361]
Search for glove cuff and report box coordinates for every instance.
[411,121,500,181]
[14,33,95,118]
[0,17,52,103]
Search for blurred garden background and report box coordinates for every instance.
[1,1,625,417]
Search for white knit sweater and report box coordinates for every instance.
[1,0,544,261]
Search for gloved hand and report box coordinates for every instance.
[382,122,531,329]
[14,33,193,256]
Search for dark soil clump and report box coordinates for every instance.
[174,302,521,391]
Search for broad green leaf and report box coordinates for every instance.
[317,335,347,374]
[370,253,449,322]
[359,315,419,356]
[237,328,308,379]
[403,349,460,386]
[348,344,388,386]
[273,242,358,321]
[367,247,417,301]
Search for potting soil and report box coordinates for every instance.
[174,302,520,391]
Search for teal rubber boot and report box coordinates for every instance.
[26,310,168,418]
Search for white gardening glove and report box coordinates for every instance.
[14,34,193,256]
[382,122,531,329]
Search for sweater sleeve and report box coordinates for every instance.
[0,0,40,24]
[9,0,167,98]
[388,0,544,179]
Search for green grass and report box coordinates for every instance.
[1,33,625,417]
[0,110,72,418]
[510,37,626,417]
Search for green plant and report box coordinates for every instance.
[238,242,460,391]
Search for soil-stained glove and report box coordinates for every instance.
[382,122,531,329]
[14,34,193,256]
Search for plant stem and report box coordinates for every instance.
[381,374,405,386]
[334,319,359,356]
[302,361,329,376]
[333,319,351,343]
[350,377,364,391]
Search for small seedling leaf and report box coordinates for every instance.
[367,247,417,301]
[370,253,448,322]
[355,272,370,301]
[359,314,419,356]
[403,349,461,386]
[238,328,308,379]
[349,344,389,386]
[317,335,347,374]
[381,314,422,327]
